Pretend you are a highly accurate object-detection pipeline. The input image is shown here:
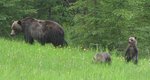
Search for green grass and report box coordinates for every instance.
[0,38,149,80]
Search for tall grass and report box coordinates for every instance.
[0,38,149,80]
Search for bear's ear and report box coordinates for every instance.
[17,20,21,25]
[134,36,137,39]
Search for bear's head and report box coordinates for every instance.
[128,37,137,46]
[10,21,22,36]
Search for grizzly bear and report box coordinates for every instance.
[10,17,67,47]
[93,52,111,64]
[125,37,138,64]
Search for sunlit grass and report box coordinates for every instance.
[0,38,149,80]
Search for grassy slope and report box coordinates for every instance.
[0,38,149,80]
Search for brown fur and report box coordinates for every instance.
[125,37,138,64]
[93,52,111,63]
[10,17,67,47]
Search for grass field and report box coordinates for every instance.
[0,38,149,80]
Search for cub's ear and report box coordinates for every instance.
[17,20,21,25]
[134,36,137,39]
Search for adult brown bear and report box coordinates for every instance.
[10,17,67,47]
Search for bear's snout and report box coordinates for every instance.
[10,33,15,36]
[10,30,16,36]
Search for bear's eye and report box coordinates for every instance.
[13,28,17,31]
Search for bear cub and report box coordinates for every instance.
[93,52,111,64]
[125,37,138,64]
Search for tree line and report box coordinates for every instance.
[0,0,150,57]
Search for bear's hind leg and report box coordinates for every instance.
[62,39,68,47]
[29,38,34,44]
[133,55,138,64]
[52,42,60,47]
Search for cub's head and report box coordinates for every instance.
[128,37,137,46]
[10,21,22,36]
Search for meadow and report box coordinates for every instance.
[0,38,149,80]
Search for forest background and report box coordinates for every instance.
[0,0,150,57]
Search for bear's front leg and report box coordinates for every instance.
[125,48,131,62]
[126,56,132,62]
[24,34,34,44]
[39,37,45,45]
